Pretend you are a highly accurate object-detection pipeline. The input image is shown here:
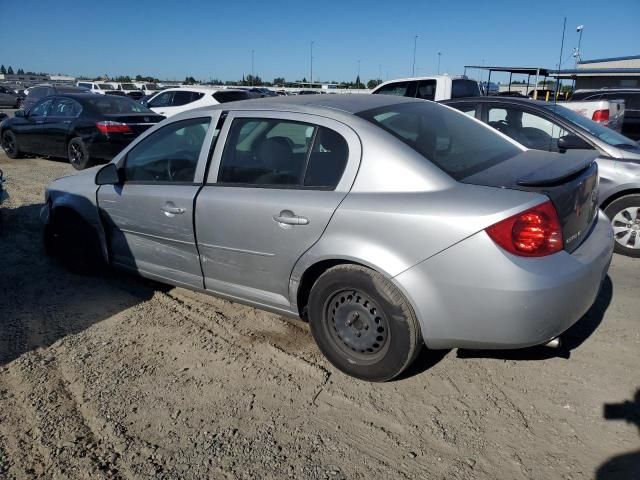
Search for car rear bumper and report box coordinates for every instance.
[88,135,134,161]
[394,210,614,350]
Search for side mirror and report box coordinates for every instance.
[558,134,589,151]
[14,110,25,118]
[95,163,121,185]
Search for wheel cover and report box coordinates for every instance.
[2,133,15,155]
[612,206,640,249]
[69,142,83,165]
[324,289,390,363]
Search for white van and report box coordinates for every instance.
[76,81,125,96]
[371,75,481,101]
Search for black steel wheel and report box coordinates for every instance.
[308,264,422,382]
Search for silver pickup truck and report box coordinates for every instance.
[560,98,626,132]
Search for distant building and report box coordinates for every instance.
[552,55,640,90]
[0,73,49,83]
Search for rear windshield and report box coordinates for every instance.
[121,83,138,90]
[452,79,481,98]
[86,96,153,114]
[212,91,252,103]
[542,103,638,148]
[99,84,114,90]
[357,102,521,180]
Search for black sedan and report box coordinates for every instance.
[0,94,164,169]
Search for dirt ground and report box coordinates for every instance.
[0,144,638,479]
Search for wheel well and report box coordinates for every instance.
[601,189,640,210]
[296,259,362,318]
[51,206,86,227]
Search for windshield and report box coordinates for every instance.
[99,84,115,90]
[357,102,521,180]
[121,83,138,90]
[543,103,637,148]
[86,96,153,114]
[145,83,159,90]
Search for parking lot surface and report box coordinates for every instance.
[0,144,638,479]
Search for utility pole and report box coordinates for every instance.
[251,49,254,86]
[357,59,361,87]
[574,25,584,67]
[310,41,314,86]
[437,52,442,74]
[412,35,418,76]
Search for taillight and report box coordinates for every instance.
[592,109,609,124]
[96,121,131,134]
[485,201,563,257]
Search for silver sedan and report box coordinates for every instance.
[41,95,613,381]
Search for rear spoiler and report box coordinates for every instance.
[515,150,598,187]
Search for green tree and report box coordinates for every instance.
[17,68,24,75]
[367,79,382,89]
[245,74,262,86]
[7,66,14,75]
[184,76,197,85]
[0,65,5,74]
[273,77,285,85]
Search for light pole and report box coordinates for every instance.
[412,35,418,76]
[310,41,314,86]
[437,52,442,74]
[573,25,584,67]
[251,49,254,86]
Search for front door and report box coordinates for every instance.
[196,111,361,309]
[14,98,54,154]
[98,115,215,288]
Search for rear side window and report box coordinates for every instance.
[31,98,54,116]
[218,118,348,189]
[357,102,521,180]
[452,79,481,98]
[87,96,152,114]
[416,80,437,100]
[212,91,251,103]
[50,98,82,117]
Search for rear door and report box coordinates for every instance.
[196,111,361,309]
[98,115,217,288]
[40,97,81,156]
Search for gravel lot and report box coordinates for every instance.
[0,126,638,479]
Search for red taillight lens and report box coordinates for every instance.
[485,201,563,257]
[96,121,131,134]
[592,109,609,124]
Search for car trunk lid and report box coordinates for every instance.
[102,113,165,135]
[463,149,600,253]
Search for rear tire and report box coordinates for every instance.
[44,211,103,274]
[2,131,23,159]
[67,137,93,170]
[308,264,422,382]
[604,194,640,258]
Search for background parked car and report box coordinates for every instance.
[444,96,640,256]
[0,93,164,169]
[145,87,254,117]
[0,85,22,108]
[21,85,88,112]
[76,82,126,96]
[106,82,144,100]
[570,88,640,140]
[371,75,481,101]
[134,82,161,97]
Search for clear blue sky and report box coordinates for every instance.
[0,0,638,83]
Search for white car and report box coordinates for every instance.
[106,82,143,99]
[134,82,161,97]
[371,75,481,101]
[146,87,255,117]
[76,81,125,96]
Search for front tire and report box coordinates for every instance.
[604,194,640,258]
[2,131,22,159]
[44,211,103,273]
[67,137,93,170]
[308,265,422,382]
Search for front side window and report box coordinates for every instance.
[218,118,348,189]
[488,107,570,151]
[125,117,211,183]
[30,98,54,116]
[172,91,203,106]
[50,98,82,117]
[149,92,173,108]
[374,81,411,97]
[358,102,521,180]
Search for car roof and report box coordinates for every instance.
[443,96,556,107]
[194,93,422,115]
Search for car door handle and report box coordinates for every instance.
[273,210,309,226]
[161,205,186,216]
